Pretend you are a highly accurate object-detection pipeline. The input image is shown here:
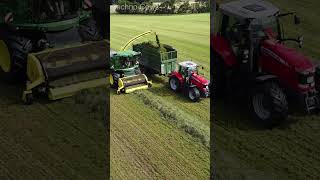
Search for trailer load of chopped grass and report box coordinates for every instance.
[136,41,168,52]
[133,41,177,73]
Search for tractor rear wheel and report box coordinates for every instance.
[188,87,200,102]
[169,76,180,91]
[79,18,103,41]
[250,81,288,127]
[1,35,32,82]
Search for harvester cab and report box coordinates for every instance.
[110,50,152,94]
[212,0,320,126]
[0,0,108,104]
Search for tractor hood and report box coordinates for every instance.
[261,41,314,72]
[192,73,209,85]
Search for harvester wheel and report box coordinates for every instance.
[188,87,200,102]
[2,35,32,82]
[169,76,180,91]
[24,93,34,105]
[79,18,103,41]
[111,73,120,88]
[250,81,288,127]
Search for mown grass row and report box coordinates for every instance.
[134,90,209,148]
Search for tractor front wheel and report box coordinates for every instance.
[250,82,288,128]
[188,87,200,102]
[169,76,180,91]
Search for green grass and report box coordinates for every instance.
[111,13,210,76]
[213,1,320,179]
[110,13,210,179]
[0,81,108,179]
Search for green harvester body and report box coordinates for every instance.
[0,0,108,104]
[0,0,91,32]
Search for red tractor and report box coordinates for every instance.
[169,61,210,102]
[211,0,320,126]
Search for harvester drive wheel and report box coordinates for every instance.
[3,35,32,82]
[79,18,103,41]
[250,81,288,128]
[188,87,200,102]
[169,76,180,91]
[112,73,120,88]
[24,93,34,105]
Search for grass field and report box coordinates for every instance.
[110,13,210,179]
[0,79,108,179]
[213,0,320,179]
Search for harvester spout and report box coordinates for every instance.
[120,30,160,51]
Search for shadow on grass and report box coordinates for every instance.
[0,76,26,105]
[213,97,303,131]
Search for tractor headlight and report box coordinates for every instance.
[242,50,249,63]
[83,0,93,10]
[4,12,13,23]
[298,71,315,89]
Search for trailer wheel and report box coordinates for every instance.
[250,81,288,127]
[79,18,103,41]
[188,87,200,102]
[169,76,180,91]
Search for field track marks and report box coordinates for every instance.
[111,95,209,179]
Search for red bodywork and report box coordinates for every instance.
[212,33,316,93]
[211,34,237,66]
[260,40,315,93]
[169,71,210,96]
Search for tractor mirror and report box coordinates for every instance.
[294,15,301,25]
[298,36,304,48]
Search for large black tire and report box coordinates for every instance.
[212,54,226,99]
[111,73,120,88]
[24,93,34,105]
[79,18,103,41]
[188,87,200,102]
[3,35,32,82]
[169,76,180,92]
[250,81,288,127]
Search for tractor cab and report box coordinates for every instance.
[216,0,303,73]
[178,61,199,78]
